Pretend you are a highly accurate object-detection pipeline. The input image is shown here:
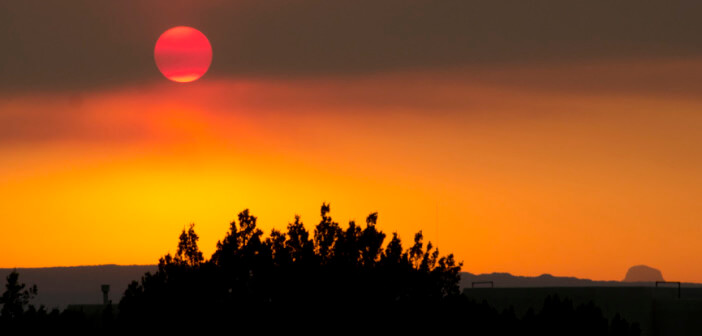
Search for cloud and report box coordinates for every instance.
[2,0,702,92]
[0,93,148,145]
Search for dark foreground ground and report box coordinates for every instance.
[464,287,702,336]
[4,265,701,335]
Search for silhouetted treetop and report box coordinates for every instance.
[110,203,640,335]
[284,215,314,264]
[175,223,204,268]
[119,203,464,328]
[0,270,37,320]
[314,202,342,264]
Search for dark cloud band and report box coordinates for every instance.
[1,0,702,91]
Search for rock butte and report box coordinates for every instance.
[623,265,664,282]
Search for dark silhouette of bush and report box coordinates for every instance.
[118,203,462,330]
[116,203,639,335]
[0,270,37,320]
[516,295,641,336]
[0,270,77,332]
[0,204,641,334]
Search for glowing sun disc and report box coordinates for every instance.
[154,26,212,83]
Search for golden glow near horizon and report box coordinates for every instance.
[1,60,701,282]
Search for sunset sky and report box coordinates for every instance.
[2,1,702,282]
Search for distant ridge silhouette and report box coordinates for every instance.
[0,265,156,309]
[460,271,701,289]
[3,264,698,309]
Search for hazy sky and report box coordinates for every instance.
[3,0,702,91]
[1,1,701,282]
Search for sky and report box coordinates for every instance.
[1,0,702,282]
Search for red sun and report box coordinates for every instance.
[154,26,212,83]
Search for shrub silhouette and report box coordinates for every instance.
[116,204,638,335]
[0,204,640,335]
[119,203,462,330]
[0,270,37,320]
[0,270,69,332]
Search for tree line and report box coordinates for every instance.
[1,203,640,335]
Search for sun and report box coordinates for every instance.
[154,26,212,83]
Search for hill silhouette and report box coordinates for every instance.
[0,265,695,310]
[0,265,155,310]
[623,265,664,282]
[460,270,700,289]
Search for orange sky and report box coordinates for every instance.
[1,59,701,282]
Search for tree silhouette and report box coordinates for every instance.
[115,203,638,335]
[0,270,37,320]
[174,223,204,267]
[359,212,385,266]
[0,204,641,334]
[118,203,465,328]
[313,202,341,264]
[284,214,314,264]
